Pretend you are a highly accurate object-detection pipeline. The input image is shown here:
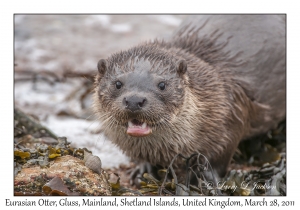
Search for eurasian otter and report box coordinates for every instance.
[93,15,285,181]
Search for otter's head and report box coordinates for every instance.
[94,45,188,137]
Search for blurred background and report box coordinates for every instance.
[14,14,187,169]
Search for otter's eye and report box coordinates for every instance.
[116,81,122,89]
[158,82,166,90]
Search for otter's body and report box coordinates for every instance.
[93,15,286,178]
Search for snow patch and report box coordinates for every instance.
[44,115,130,168]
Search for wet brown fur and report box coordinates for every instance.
[93,15,285,177]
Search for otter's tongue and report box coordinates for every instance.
[127,119,152,137]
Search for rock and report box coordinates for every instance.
[14,155,111,196]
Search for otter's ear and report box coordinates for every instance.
[176,60,187,76]
[97,59,107,75]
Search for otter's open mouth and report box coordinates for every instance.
[127,119,152,137]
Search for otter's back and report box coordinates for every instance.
[174,15,286,131]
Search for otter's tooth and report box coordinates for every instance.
[142,122,147,129]
[128,121,134,128]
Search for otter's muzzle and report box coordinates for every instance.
[123,96,147,112]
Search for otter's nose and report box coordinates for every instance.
[123,96,147,112]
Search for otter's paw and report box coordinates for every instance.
[129,162,157,187]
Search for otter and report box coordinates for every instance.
[93,15,286,182]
